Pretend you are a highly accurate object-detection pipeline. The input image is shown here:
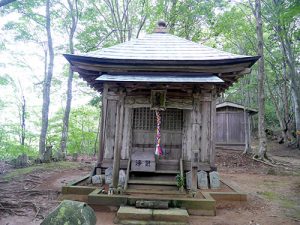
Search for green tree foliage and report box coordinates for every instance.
[47,106,99,156]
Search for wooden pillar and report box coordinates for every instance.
[248,115,252,148]
[191,93,201,191]
[244,112,252,153]
[210,88,216,167]
[200,92,211,163]
[97,85,108,166]
[112,93,125,188]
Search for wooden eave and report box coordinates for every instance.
[64,53,259,67]
[63,32,259,94]
[217,101,258,114]
[68,60,256,93]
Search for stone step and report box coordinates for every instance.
[128,179,177,186]
[116,206,189,225]
[128,184,178,191]
[130,170,180,174]
[125,189,186,195]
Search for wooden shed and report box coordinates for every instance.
[216,102,257,151]
[64,22,259,192]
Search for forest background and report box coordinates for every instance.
[0,0,299,161]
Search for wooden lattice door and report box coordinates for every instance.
[132,108,183,160]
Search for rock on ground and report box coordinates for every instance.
[41,200,96,225]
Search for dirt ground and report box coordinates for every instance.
[0,141,299,225]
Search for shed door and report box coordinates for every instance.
[216,111,245,144]
[132,107,183,160]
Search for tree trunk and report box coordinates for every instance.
[291,85,300,148]
[21,95,26,146]
[272,0,300,149]
[59,67,73,159]
[254,0,267,159]
[39,0,54,161]
[283,36,300,149]
[241,78,251,154]
[59,0,78,159]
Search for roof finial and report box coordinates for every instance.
[158,20,167,28]
[154,20,168,33]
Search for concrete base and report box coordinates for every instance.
[116,206,189,225]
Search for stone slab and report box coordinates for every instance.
[197,170,208,189]
[105,167,113,184]
[209,171,220,189]
[152,208,189,222]
[117,206,152,221]
[185,171,191,190]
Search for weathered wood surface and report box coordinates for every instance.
[200,97,211,163]
[125,95,193,109]
[72,60,252,73]
[182,110,192,160]
[121,107,132,159]
[191,93,202,156]
[99,84,217,173]
[132,129,182,160]
[216,111,246,145]
[112,93,125,188]
[100,158,210,171]
[210,90,216,166]
[98,85,108,164]
[103,99,118,159]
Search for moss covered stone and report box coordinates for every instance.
[41,200,96,225]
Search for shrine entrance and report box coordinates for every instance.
[132,107,183,161]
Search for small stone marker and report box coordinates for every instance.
[105,167,113,184]
[185,171,191,190]
[41,200,96,225]
[118,169,126,186]
[209,171,220,189]
[197,170,208,189]
[91,175,102,184]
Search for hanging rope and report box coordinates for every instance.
[155,110,163,156]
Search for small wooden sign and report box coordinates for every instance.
[151,90,166,110]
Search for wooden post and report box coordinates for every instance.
[191,93,201,191]
[112,92,125,188]
[244,113,252,153]
[97,85,108,166]
[210,88,216,167]
[248,115,252,148]
[200,92,211,163]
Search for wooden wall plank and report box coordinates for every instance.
[182,110,192,160]
[200,94,211,163]
[103,99,118,159]
[121,108,132,159]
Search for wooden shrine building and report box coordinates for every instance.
[216,101,257,151]
[64,22,259,192]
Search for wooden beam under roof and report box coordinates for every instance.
[72,61,252,74]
